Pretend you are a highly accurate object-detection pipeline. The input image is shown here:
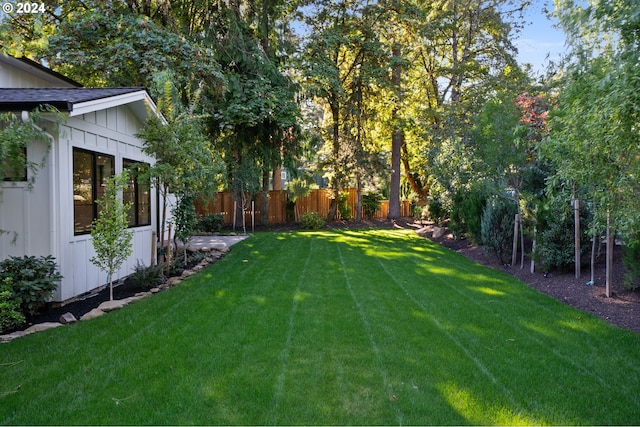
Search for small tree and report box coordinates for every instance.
[173,192,198,264]
[90,173,133,301]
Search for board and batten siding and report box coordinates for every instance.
[0,59,77,88]
[0,138,53,259]
[56,104,158,302]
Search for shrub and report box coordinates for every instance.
[623,229,640,290]
[0,278,25,333]
[427,196,448,226]
[130,260,166,289]
[338,192,351,220]
[533,197,591,272]
[198,213,224,233]
[361,193,380,219]
[481,195,517,264]
[450,186,488,243]
[0,255,63,316]
[301,212,325,230]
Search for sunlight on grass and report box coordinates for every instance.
[468,286,506,296]
[1,229,639,425]
[437,381,546,426]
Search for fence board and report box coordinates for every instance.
[196,189,412,225]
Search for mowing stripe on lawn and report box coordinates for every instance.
[269,234,315,422]
[372,250,519,407]
[336,240,405,426]
[1,229,639,425]
[394,231,640,391]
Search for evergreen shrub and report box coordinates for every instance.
[198,213,224,233]
[427,196,448,226]
[534,198,590,272]
[361,193,380,219]
[450,186,488,243]
[623,229,640,290]
[481,195,517,264]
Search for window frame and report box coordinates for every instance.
[123,158,151,228]
[73,147,115,235]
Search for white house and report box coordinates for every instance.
[0,54,168,303]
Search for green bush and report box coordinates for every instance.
[130,260,166,289]
[481,195,517,264]
[0,255,63,317]
[533,198,591,272]
[0,278,25,333]
[361,193,380,219]
[198,213,224,233]
[450,186,487,243]
[427,197,448,226]
[301,212,326,230]
[623,229,640,290]
[338,192,351,220]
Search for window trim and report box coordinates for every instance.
[73,147,115,235]
[123,158,151,228]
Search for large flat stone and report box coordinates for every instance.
[98,300,127,312]
[24,322,63,333]
[80,308,106,321]
[0,331,30,343]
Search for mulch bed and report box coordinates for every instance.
[16,218,640,335]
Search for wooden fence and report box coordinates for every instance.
[195,189,413,225]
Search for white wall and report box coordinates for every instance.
[55,105,159,302]
[0,139,52,258]
[0,57,77,88]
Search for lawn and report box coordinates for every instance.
[1,229,639,425]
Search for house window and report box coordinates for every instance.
[2,147,27,182]
[123,159,151,227]
[73,148,114,235]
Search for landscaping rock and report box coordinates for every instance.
[432,226,446,239]
[150,287,161,294]
[80,308,105,321]
[59,312,78,325]
[166,277,182,286]
[181,269,195,278]
[1,331,30,342]
[98,300,127,312]
[25,322,63,333]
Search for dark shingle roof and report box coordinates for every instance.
[0,87,147,112]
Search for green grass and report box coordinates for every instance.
[1,229,639,425]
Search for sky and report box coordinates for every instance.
[513,1,568,77]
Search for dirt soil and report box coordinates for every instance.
[17,218,640,335]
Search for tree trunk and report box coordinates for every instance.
[356,175,362,222]
[388,43,402,219]
[272,165,282,191]
[261,170,269,225]
[606,210,613,298]
[327,100,340,222]
[575,197,581,279]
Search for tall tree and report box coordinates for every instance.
[300,0,390,220]
[401,0,528,198]
[544,0,640,294]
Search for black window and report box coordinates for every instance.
[73,148,114,235]
[123,159,151,227]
